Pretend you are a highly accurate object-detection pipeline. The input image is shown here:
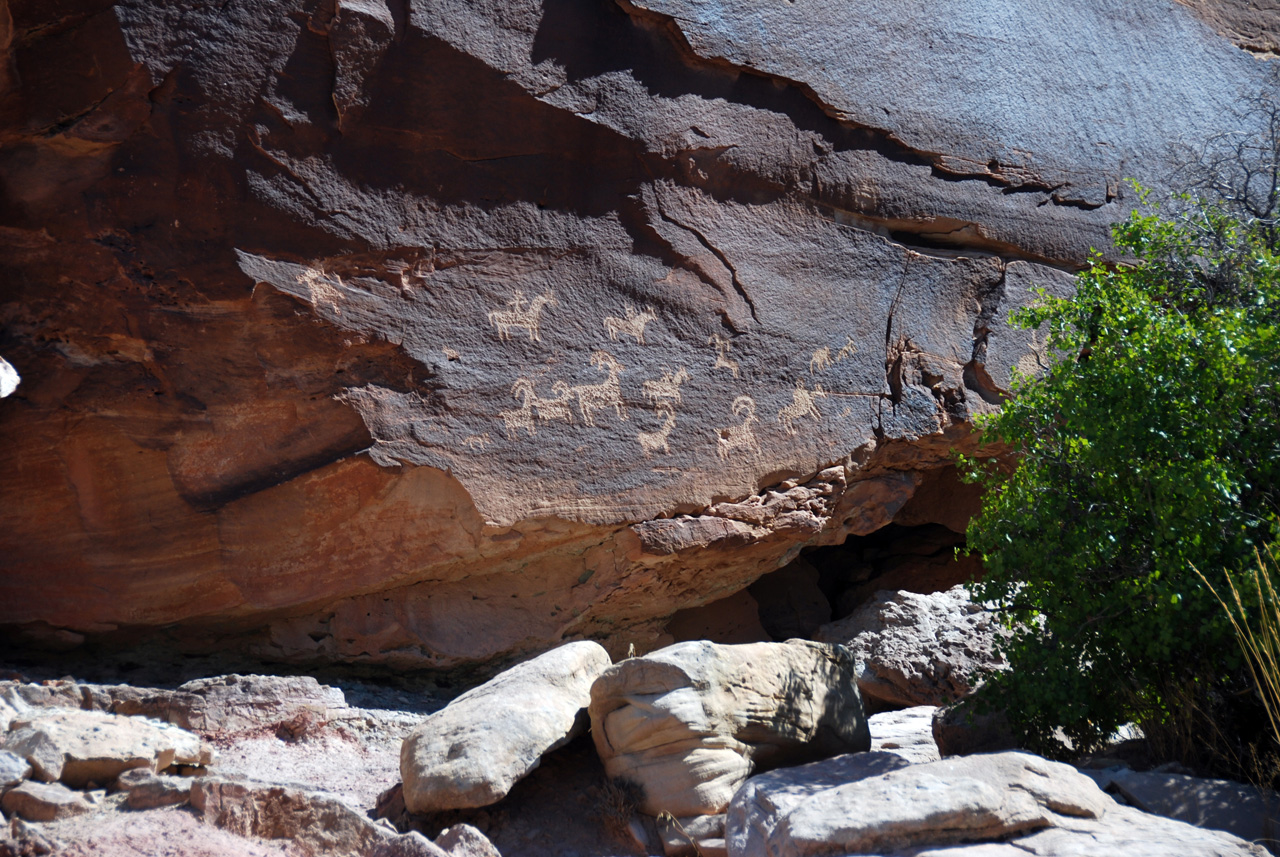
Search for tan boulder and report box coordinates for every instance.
[589,640,869,817]
[1,780,92,822]
[401,641,611,813]
[4,710,211,787]
[769,752,1111,855]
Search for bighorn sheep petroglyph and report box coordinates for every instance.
[778,379,826,435]
[571,351,628,426]
[717,395,761,459]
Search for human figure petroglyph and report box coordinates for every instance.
[778,379,827,436]
[464,433,492,451]
[717,395,761,460]
[604,304,658,345]
[571,351,628,426]
[708,332,740,378]
[642,367,690,410]
[488,290,558,342]
[638,405,677,457]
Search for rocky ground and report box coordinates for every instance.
[1,585,1277,857]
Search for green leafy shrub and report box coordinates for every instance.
[962,186,1280,764]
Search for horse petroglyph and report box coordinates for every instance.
[488,290,558,342]
[638,405,677,457]
[708,333,740,378]
[642,367,690,410]
[717,395,761,460]
[604,304,658,344]
[571,351,628,427]
[778,379,827,435]
[810,336,857,374]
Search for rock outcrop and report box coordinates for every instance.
[4,710,210,787]
[401,640,610,813]
[588,640,869,816]
[0,0,1271,666]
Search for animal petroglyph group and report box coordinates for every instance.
[603,304,658,344]
[570,351,628,427]
[708,333,740,378]
[717,395,761,460]
[638,405,677,457]
[488,290,558,342]
[778,379,827,435]
[642,367,690,410]
[810,336,857,374]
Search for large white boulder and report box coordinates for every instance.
[401,640,611,813]
[727,751,910,857]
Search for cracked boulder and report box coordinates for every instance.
[588,640,869,817]
[0,0,1271,668]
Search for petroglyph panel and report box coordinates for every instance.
[236,189,1009,525]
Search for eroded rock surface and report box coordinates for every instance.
[0,0,1270,666]
[588,640,869,816]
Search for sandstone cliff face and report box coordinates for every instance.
[0,0,1270,666]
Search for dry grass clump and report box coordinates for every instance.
[593,776,645,845]
[1195,548,1280,783]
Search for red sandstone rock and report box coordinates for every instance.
[0,0,1269,668]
